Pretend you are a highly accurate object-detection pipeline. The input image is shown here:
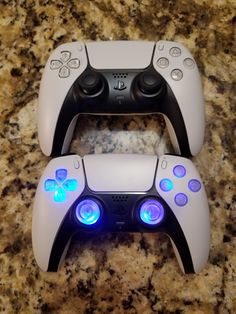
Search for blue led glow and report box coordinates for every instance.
[56,169,67,182]
[188,179,201,192]
[175,193,188,207]
[173,165,186,178]
[44,179,58,191]
[44,168,78,202]
[63,179,78,191]
[76,199,101,225]
[159,178,173,192]
[54,187,66,202]
[139,199,164,225]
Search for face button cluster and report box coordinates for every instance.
[156,44,195,81]
[44,169,78,202]
[50,50,80,78]
[159,164,201,207]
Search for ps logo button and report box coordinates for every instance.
[60,51,71,62]
[183,58,195,69]
[67,58,80,69]
[157,57,169,69]
[171,69,183,81]
[169,47,181,57]
[59,66,70,78]
[50,60,63,70]
[114,80,126,91]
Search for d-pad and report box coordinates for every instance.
[50,51,80,78]
[44,168,78,202]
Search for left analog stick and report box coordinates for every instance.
[78,71,103,95]
[139,199,164,226]
[75,199,101,225]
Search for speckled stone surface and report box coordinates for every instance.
[0,1,235,313]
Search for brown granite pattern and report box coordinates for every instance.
[0,0,235,313]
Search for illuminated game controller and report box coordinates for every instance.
[32,154,210,273]
[38,40,205,157]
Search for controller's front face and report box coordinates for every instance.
[38,41,204,157]
[32,154,210,274]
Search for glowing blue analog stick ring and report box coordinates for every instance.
[75,199,101,225]
[139,199,165,226]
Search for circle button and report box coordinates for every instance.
[169,47,181,57]
[157,57,169,69]
[183,58,195,69]
[139,199,164,225]
[188,179,201,192]
[171,69,183,81]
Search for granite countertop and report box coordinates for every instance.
[0,0,235,313]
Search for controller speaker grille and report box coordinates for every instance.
[111,195,128,202]
[113,73,128,79]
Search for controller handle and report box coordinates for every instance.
[155,155,210,273]
[32,155,86,271]
[153,41,205,156]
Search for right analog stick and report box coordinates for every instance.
[78,71,103,95]
[139,199,165,226]
[138,72,165,96]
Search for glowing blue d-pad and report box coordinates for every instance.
[44,168,78,202]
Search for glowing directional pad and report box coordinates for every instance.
[56,169,67,182]
[44,168,78,202]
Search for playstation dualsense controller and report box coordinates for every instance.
[32,154,210,273]
[38,41,205,157]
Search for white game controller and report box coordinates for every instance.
[38,41,205,157]
[32,154,210,273]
